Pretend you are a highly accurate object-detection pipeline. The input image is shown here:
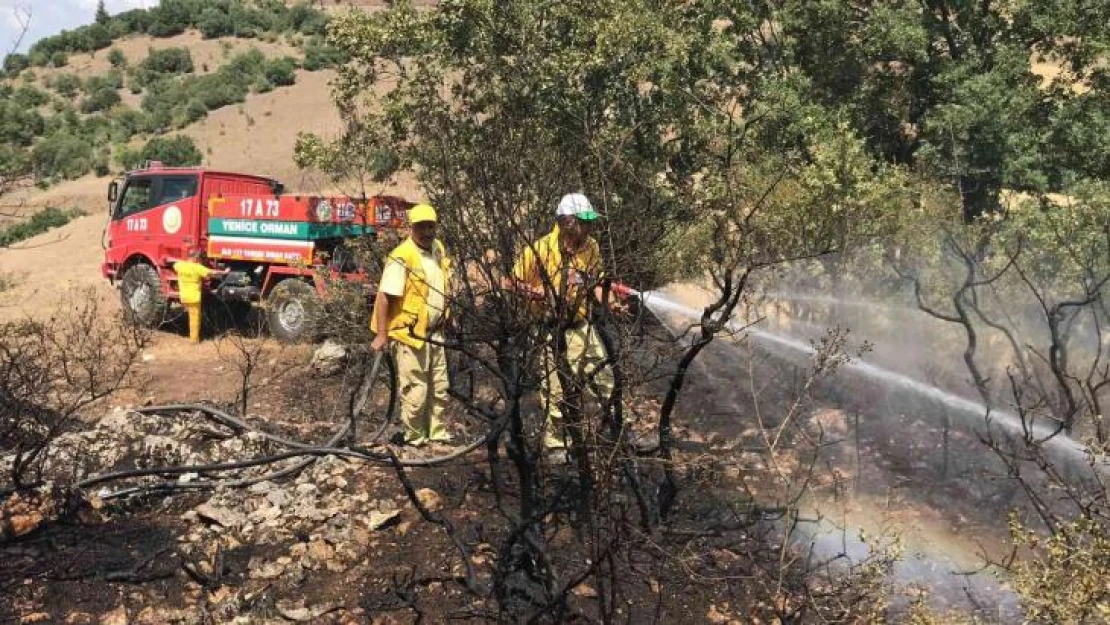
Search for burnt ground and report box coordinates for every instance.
[0,305,1041,624]
[0,314,837,625]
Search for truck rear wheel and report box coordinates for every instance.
[120,263,168,328]
[266,279,320,343]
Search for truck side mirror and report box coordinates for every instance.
[108,181,119,210]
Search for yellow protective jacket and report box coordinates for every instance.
[173,260,212,305]
[375,237,452,349]
[512,225,602,325]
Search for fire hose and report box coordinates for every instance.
[80,352,507,500]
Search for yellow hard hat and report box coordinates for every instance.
[408,203,437,224]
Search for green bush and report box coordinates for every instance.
[108,108,146,143]
[80,87,122,114]
[0,101,45,146]
[140,47,193,75]
[107,48,126,68]
[264,56,297,86]
[303,40,348,71]
[138,135,202,167]
[50,52,68,68]
[2,53,29,76]
[290,3,328,36]
[0,207,86,248]
[52,73,82,99]
[93,149,111,176]
[83,72,124,94]
[13,85,50,108]
[31,134,94,182]
[198,6,234,39]
[85,23,114,51]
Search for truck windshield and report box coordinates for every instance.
[116,178,153,219]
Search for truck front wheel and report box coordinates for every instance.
[119,263,168,328]
[266,279,320,343]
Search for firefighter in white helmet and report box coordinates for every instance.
[371,203,454,446]
[509,193,623,451]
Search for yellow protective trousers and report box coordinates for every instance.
[393,336,450,445]
[540,322,614,449]
[184,302,202,343]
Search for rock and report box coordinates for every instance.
[367,509,401,531]
[99,606,128,625]
[8,511,44,537]
[247,558,286,580]
[276,602,338,622]
[64,613,95,625]
[307,540,334,562]
[248,504,282,524]
[248,481,276,494]
[572,583,597,598]
[415,488,442,512]
[705,604,740,625]
[135,607,199,624]
[295,483,317,495]
[311,340,348,376]
[266,490,289,507]
[20,613,50,624]
[195,503,245,529]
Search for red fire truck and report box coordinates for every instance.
[101,162,411,341]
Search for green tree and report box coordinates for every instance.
[95,0,110,25]
[198,6,234,39]
[31,134,94,182]
[2,54,29,76]
[139,135,202,167]
[772,0,1110,220]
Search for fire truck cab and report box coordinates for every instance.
[102,162,410,341]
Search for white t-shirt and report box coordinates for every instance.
[379,244,446,331]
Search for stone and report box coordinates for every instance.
[64,613,95,625]
[306,540,334,562]
[276,602,338,622]
[248,481,276,494]
[248,559,286,580]
[415,488,442,512]
[266,490,289,507]
[20,613,50,624]
[367,509,401,531]
[99,606,128,625]
[572,583,597,598]
[195,503,245,529]
[8,512,44,537]
[311,340,348,376]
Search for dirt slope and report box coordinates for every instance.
[1,30,420,321]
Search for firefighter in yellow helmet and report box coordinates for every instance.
[508,193,623,451]
[172,248,228,343]
[371,203,454,446]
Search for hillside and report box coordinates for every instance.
[0,26,418,321]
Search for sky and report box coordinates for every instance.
[1,0,155,55]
